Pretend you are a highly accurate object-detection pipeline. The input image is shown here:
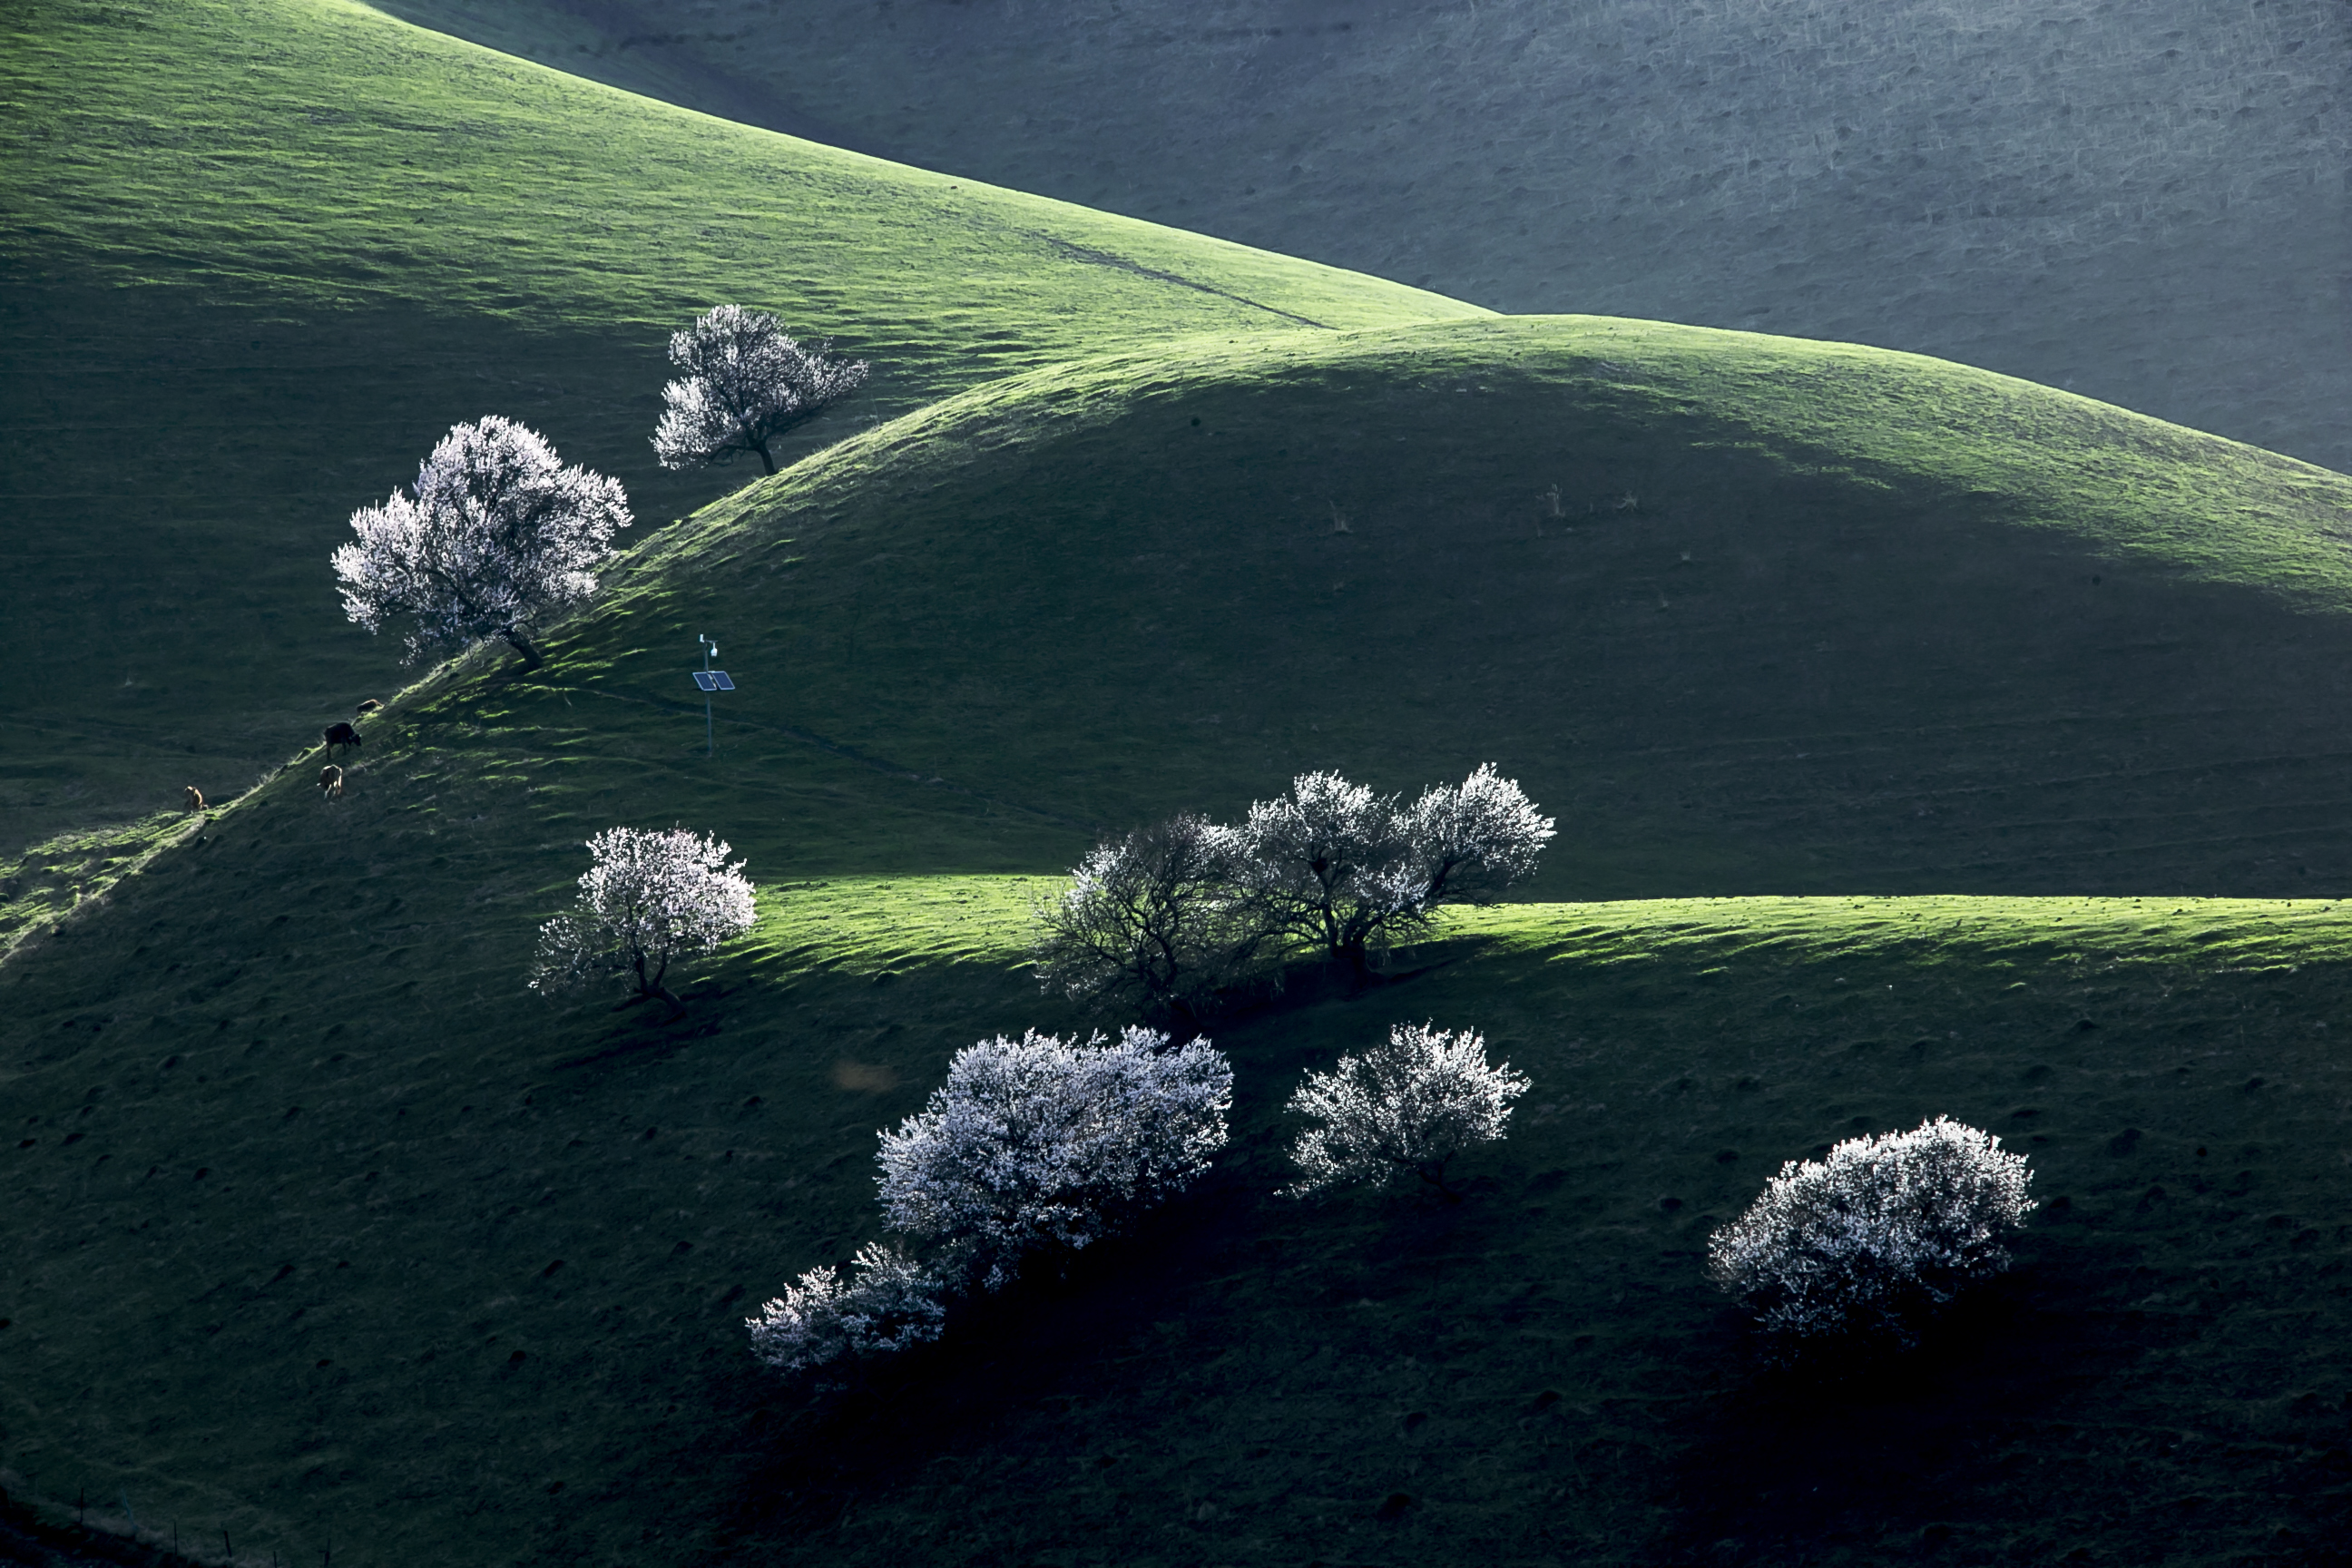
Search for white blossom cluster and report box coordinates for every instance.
[1284,1021,1530,1198]
[1240,764,1555,969]
[1035,766,1554,1013]
[652,304,871,475]
[745,1242,946,1374]
[1708,1115,2036,1349]
[332,415,631,668]
[877,1026,1233,1290]
[531,827,756,1014]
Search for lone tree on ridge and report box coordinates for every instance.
[653,305,871,475]
[531,827,757,1018]
[332,416,632,671]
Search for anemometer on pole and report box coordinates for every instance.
[691,633,734,756]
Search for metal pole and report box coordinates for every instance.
[701,635,716,756]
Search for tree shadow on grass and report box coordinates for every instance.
[702,1177,1266,1551]
[1648,1255,2203,1566]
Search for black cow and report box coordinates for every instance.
[321,721,363,756]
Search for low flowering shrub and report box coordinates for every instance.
[1708,1115,2036,1353]
[749,1026,1231,1375]
[531,826,755,1017]
[877,1026,1233,1290]
[745,1242,946,1373]
[1283,1021,1529,1199]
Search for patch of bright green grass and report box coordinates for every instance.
[0,0,1480,852]
[0,809,197,962]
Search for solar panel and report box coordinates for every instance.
[710,671,734,691]
[692,671,719,692]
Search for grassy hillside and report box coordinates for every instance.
[376,0,2352,474]
[7,313,2352,1563]
[490,313,2352,897]
[0,0,1479,855]
[11,3,2352,1561]
[7,867,2351,1564]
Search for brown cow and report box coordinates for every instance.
[355,699,382,715]
[183,785,206,813]
[318,765,343,799]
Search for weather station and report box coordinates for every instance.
[691,632,733,755]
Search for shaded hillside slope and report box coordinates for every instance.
[475,312,2352,899]
[377,0,2352,474]
[0,0,1477,853]
[7,858,2352,1564]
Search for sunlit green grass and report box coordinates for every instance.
[0,0,1479,854]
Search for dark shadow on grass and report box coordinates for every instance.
[702,1174,1267,1550]
[549,984,734,1068]
[1147,931,1500,1042]
[1647,1252,2202,1565]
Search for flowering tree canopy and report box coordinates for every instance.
[877,1026,1232,1290]
[1031,813,1268,1028]
[652,304,870,475]
[332,416,631,670]
[531,827,756,1017]
[1283,1021,1529,1199]
[1708,1115,2036,1353]
[1240,765,1554,971]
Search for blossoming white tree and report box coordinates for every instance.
[652,305,871,475]
[332,416,632,670]
[531,827,756,1018]
[1708,1115,2036,1353]
[746,1242,946,1374]
[1032,814,1268,1027]
[1240,765,1554,974]
[877,1026,1232,1289]
[1284,1022,1529,1200]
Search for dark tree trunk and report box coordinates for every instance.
[633,950,685,1021]
[502,629,544,670]
[1416,1161,1465,1203]
[751,439,777,475]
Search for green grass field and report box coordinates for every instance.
[5,1,2352,1563]
[8,869,2352,1563]
[0,0,1477,856]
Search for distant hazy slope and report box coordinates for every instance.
[0,0,1478,853]
[376,0,2352,473]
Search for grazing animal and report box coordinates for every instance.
[183,785,206,812]
[321,720,363,755]
[355,698,382,714]
[318,765,343,799]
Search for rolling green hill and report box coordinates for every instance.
[0,0,1479,857]
[6,311,2352,1563]
[9,2,2352,1563]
